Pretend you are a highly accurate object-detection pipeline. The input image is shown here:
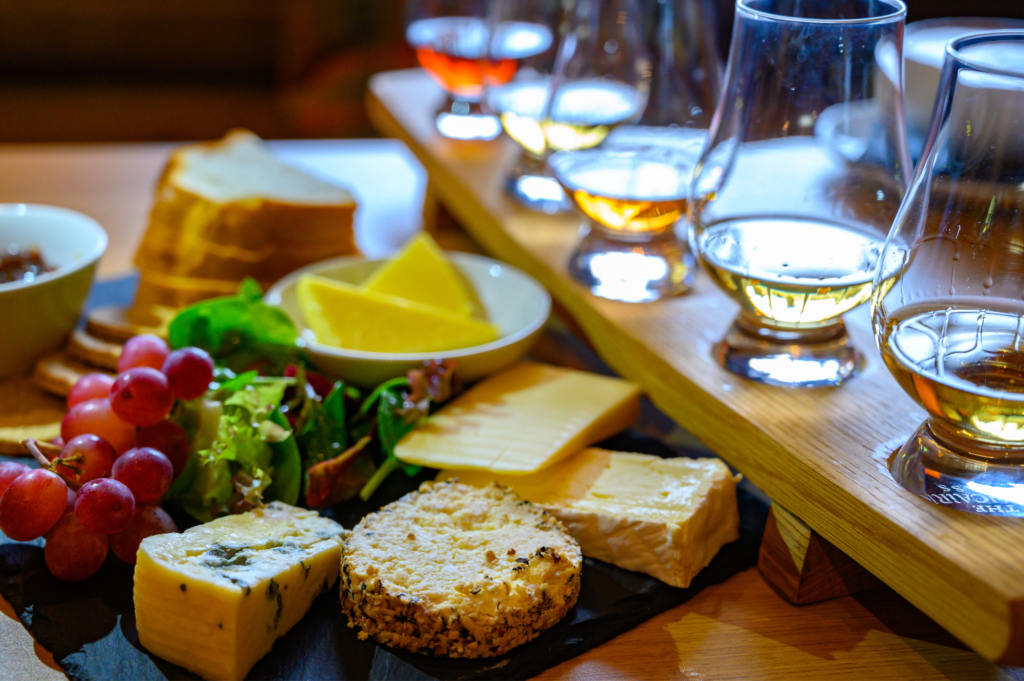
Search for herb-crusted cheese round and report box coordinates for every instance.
[341,480,582,658]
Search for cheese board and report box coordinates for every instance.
[365,67,1024,664]
[0,379,766,681]
[0,480,765,681]
[0,263,766,679]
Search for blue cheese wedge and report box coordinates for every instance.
[134,502,344,681]
[439,448,740,588]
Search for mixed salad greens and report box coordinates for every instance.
[162,278,459,522]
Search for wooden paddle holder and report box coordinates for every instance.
[758,503,882,605]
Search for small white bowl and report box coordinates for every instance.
[0,204,107,380]
[265,252,551,387]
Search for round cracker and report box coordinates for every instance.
[86,305,170,343]
[66,328,121,371]
[33,352,114,398]
[0,375,66,455]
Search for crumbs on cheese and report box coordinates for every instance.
[340,480,582,658]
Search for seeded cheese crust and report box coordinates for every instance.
[341,480,582,658]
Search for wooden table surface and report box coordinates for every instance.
[364,68,1024,665]
[0,142,1018,681]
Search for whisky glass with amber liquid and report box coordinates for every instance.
[550,144,697,301]
[487,0,650,212]
[406,0,554,140]
[873,32,1024,516]
[689,0,910,388]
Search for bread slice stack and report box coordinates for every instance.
[134,129,358,308]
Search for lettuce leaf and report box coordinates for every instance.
[264,408,301,506]
[175,380,293,522]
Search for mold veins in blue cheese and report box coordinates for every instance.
[133,502,345,681]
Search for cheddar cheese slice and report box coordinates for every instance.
[134,503,344,681]
[296,274,498,353]
[439,448,740,587]
[394,362,641,474]
[362,232,477,317]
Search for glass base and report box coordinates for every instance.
[890,421,1024,517]
[505,153,572,213]
[567,226,694,302]
[435,97,501,141]
[714,318,864,388]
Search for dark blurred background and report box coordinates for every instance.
[1,0,1021,143]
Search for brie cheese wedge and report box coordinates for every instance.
[439,448,740,588]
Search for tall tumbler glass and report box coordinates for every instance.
[688,0,911,388]
[873,32,1024,516]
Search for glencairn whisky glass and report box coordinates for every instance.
[689,0,910,387]
[550,142,698,301]
[873,32,1024,516]
[405,0,554,140]
[639,0,722,128]
[488,0,650,212]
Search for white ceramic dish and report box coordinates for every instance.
[265,251,551,387]
[0,204,107,379]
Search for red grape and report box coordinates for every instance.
[110,368,174,427]
[112,447,173,503]
[162,347,214,400]
[135,420,190,479]
[64,487,77,514]
[117,334,170,373]
[67,373,115,409]
[44,513,109,582]
[75,478,135,535]
[61,398,136,455]
[0,469,67,541]
[54,434,116,488]
[0,461,31,499]
[110,505,177,565]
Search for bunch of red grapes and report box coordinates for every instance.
[0,335,214,582]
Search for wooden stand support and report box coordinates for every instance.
[758,503,882,605]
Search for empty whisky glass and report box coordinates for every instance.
[689,0,910,388]
[873,32,1024,516]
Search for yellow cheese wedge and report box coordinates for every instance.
[438,448,740,587]
[362,232,476,317]
[296,274,499,353]
[134,503,344,681]
[395,362,641,473]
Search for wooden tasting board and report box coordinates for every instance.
[366,68,1024,665]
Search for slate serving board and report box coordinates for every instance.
[0,429,767,681]
[0,277,768,680]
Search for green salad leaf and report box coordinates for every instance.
[171,377,294,521]
[264,408,301,505]
[300,382,349,492]
[167,278,302,372]
[359,384,423,501]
